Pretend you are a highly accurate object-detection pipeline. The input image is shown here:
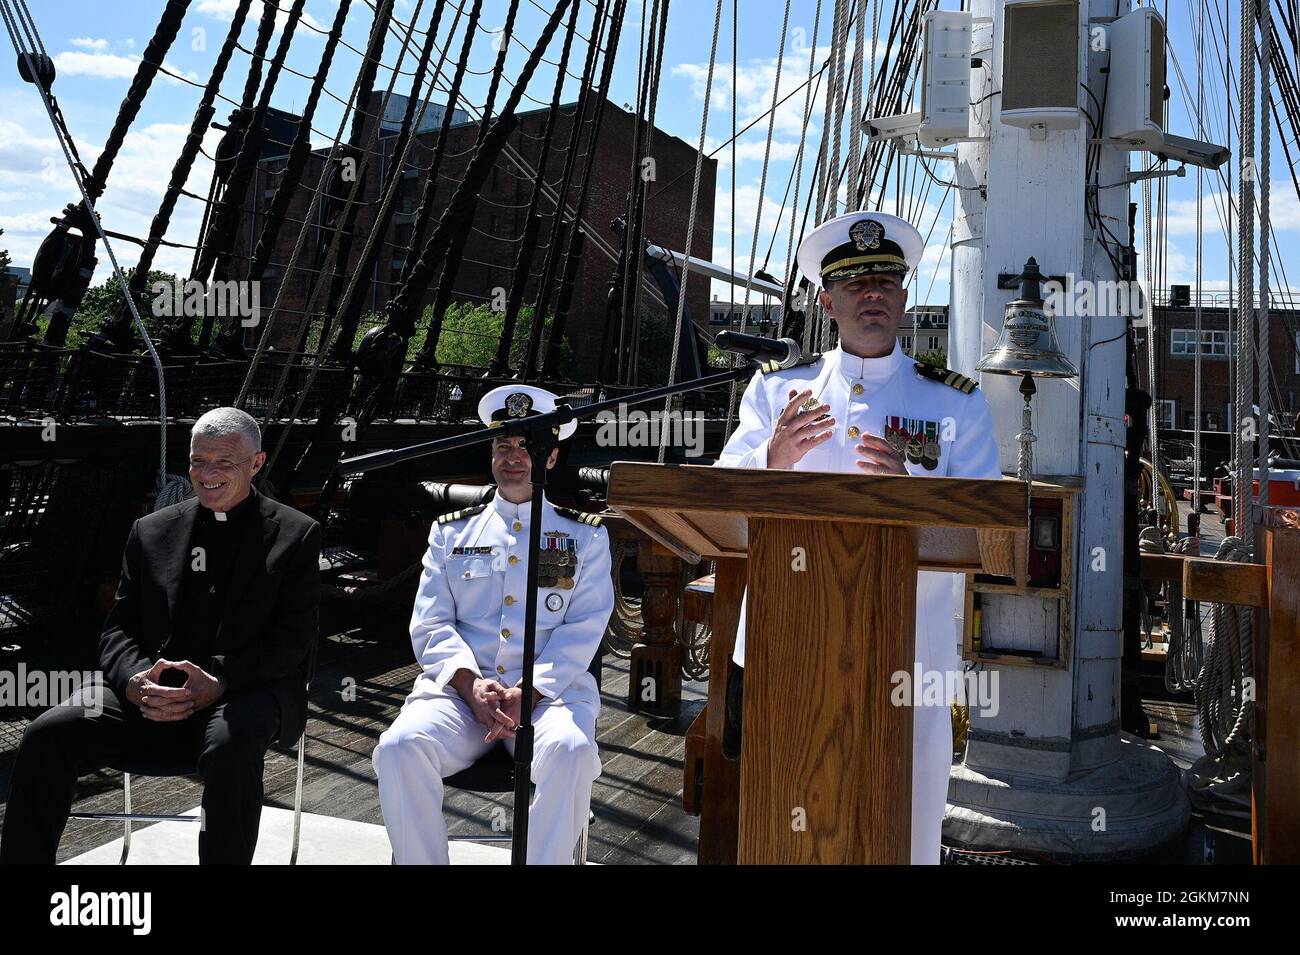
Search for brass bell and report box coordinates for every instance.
[976,258,1078,378]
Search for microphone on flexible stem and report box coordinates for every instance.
[714,331,803,369]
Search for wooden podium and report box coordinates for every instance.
[607,462,1027,864]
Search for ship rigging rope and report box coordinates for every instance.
[14,0,194,340]
[231,0,411,410]
[262,0,585,479]
[125,0,256,303]
[1167,5,1300,462]
[268,0,611,467]
[726,0,792,433]
[776,0,824,342]
[491,0,587,376]
[241,0,356,319]
[245,0,399,358]
[1186,537,1255,820]
[655,0,723,464]
[191,0,278,281]
[1194,0,1205,547]
[324,0,457,362]
[413,0,543,368]
[848,0,866,193]
[628,0,665,383]
[1258,0,1273,516]
[191,0,309,288]
[384,0,578,339]
[393,0,484,295]
[1236,0,1256,550]
[1,0,177,497]
[533,0,628,381]
[616,0,667,386]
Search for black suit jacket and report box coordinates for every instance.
[98,488,322,747]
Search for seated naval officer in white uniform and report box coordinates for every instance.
[373,385,613,865]
[716,210,1001,865]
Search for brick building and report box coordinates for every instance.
[1137,286,1300,436]
[229,93,716,382]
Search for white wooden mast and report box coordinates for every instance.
[945,0,1189,857]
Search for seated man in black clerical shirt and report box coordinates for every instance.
[1,407,321,865]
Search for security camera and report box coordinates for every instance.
[863,111,923,142]
[1151,132,1229,170]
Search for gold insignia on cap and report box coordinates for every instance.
[505,392,533,418]
[849,218,884,251]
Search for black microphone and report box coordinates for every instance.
[714,331,802,369]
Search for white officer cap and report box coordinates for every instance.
[796,210,924,288]
[478,384,577,441]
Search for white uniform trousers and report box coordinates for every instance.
[373,684,601,865]
[910,697,953,865]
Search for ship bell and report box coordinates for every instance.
[977,257,1078,378]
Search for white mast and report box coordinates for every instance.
[945,0,1188,857]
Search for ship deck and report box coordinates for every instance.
[0,500,1253,864]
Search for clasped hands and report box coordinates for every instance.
[457,672,544,743]
[125,659,227,722]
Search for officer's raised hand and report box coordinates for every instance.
[768,388,835,469]
[854,433,907,475]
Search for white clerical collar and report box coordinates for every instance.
[834,342,905,384]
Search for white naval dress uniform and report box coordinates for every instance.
[716,341,1001,864]
[373,492,613,864]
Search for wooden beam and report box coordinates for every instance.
[1183,558,1267,608]
[1139,553,1267,608]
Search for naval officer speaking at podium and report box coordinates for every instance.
[373,385,613,864]
[715,211,1002,865]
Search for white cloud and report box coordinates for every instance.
[196,0,326,32]
[1166,180,1300,235]
[706,136,804,167]
[70,37,109,52]
[713,182,790,238]
[52,51,199,85]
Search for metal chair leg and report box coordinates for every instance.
[120,773,132,865]
[573,809,593,865]
[290,730,306,865]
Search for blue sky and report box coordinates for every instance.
[0,0,1289,313]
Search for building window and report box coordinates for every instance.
[398,176,419,215]
[925,335,941,352]
[1155,399,1174,428]
[900,335,913,353]
[1171,328,1235,356]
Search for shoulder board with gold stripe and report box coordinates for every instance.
[553,505,604,527]
[759,351,823,375]
[435,503,489,525]
[914,361,978,394]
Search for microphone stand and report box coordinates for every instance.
[324,359,764,863]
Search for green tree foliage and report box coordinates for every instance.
[0,228,11,275]
[43,268,186,344]
[393,301,577,377]
[916,348,948,369]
